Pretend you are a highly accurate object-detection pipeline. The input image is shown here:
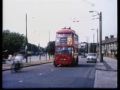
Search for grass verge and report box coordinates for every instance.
[2,59,53,70]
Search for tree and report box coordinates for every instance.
[46,41,55,55]
[2,30,26,55]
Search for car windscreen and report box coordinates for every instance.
[55,47,72,54]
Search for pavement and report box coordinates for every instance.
[2,56,117,88]
[94,57,117,88]
[2,58,54,71]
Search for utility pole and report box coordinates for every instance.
[85,36,89,53]
[97,28,98,58]
[30,44,32,62]
[25,13,28,63]
[93,33,94,53]
[93,33,94,43]
[99,12,103,62]
[39,42,41,60]
[49,30,50,60]
[89,11,103,62]
[39,33,41,60]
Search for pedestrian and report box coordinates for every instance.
[8,54,13,61]
[12,53,23,69]
[115,54,117,58]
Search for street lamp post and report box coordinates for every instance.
[49,30,50,60]
[39,33,41,60]
[91,31,95,53]
[93,33,94,53]
[26,13,28,63]
[85,36,89,53]
[92,29,98,56]
[89,11,103,62]
[39,43,41,60]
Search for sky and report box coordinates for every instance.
[3,0,117,47]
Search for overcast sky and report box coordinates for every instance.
[3,0,117,47]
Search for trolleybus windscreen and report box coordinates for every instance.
[56,47,72,54]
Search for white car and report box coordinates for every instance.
[86,53,97,63]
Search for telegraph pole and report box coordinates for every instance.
[26,13,28,63]
[49,30,50,60]
[93,33,94,53]
[89,11,103,62]
[39,42,41,60]
[97,28,98,58]
[99,12,103,62]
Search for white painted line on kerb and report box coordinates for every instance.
[19,80,23,83]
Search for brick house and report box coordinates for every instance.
[102,35,117,58]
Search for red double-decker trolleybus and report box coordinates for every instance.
[54,27,79,67]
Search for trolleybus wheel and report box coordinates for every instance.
[54,64,57,67]
[54,62,57,67]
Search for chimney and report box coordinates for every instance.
[62,27,66,29]
[105,36,108,40]
[68,27,71,29]
[110,35,114,38]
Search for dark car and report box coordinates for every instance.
[81,55,86,58]
[81,53,86,58]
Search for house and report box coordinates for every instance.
[102,35,117,58]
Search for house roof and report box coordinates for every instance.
[102,38,117,44]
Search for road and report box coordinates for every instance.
[2,56,96,88]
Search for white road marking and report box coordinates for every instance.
[39,73,42,75]
[19,80,23,82]
[51,69,54,71]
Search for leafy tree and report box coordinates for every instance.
[46,41,55,55]
[2,30,26,55]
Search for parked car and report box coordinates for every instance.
[86,53,97,63]
[81,53,86,58]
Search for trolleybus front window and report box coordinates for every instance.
[56,47,72,54]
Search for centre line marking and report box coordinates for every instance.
[19,80,23,82]
[51,69,54,71]
[39,73,42,75]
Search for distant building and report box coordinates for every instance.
[79,42,86,48]
[79,42,87,55]
[79,42,97,54]
[88,43,97,53]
